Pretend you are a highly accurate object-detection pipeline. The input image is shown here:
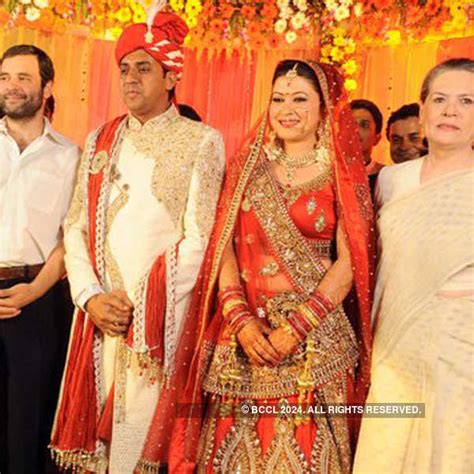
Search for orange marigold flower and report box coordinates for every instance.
[241,5,256,20]
[220,3,234,19]
[54,0,69,16]
[38,8,54,28]
[260,17,274,31]
[261,3,278,19]
[204,31,220,48]
[268,32,281,48]
[373,0,391,10]
[201,3,216,16]
[250,32,266,49]
[247,20,260,36]
[210,18,224,34]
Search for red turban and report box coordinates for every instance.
[115,12,189,78]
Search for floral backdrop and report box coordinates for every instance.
[1,0,473,91]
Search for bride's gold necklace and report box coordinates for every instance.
[266,146,327,185]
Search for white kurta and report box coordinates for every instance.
[0,117,79,266]
[63,105,225,472]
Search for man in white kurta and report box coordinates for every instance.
[51,12,225,473]
[0,44,79,474]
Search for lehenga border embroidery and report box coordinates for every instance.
[263,405,309,474]
[203,306,359,399]
[246,161,326,294]
[278,167,333,206]
[212,405,263,473]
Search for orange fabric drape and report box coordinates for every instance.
[179,49,257,158]
[0,26,472,161]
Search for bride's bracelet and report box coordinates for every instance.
[219,285,256,333]
[287,290,336,338]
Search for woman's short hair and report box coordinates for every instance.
[420,58,474,104]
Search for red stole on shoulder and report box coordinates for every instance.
[51,115,167,469]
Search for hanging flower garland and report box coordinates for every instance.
[2,0,472,91]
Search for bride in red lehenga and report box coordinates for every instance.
[136,59,375,473]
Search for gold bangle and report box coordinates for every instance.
[222,298,247,317]
[281,321,296,337]
[297,304,320,330]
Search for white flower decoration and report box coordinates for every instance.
[354,2,363,17]
[285,30,297,43]
[291,11,307,30]
[295,0,308,11]
[325,0,338,11]
[34,0,49,8]
[25,6,41,21]
[334,5,350,21]
[274,18,288,34]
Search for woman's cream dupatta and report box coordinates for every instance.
[354,168,474,474]
[373,168,473,361]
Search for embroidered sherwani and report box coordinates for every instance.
[62,105,225,472]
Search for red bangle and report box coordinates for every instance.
[286,316,307,341]
[307,290,335,319]
[229,312,254,333]
[218,286,245,304]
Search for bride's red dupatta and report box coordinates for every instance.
[137,61,375,472]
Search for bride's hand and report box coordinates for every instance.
[236,319,280,367]
[268,327,300,360]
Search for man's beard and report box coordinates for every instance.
[0,88,43,120]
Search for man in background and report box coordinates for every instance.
[386,103,427,163]
[351,99,384,193]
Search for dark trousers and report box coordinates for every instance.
[0,279,72,474]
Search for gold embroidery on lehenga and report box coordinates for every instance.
[318,379,352,473]
[315,211,326,233]
[310,414,342,474]
[213,406,263,473]
[259,261,280,276]
[310,240,332,258]
[279,167,333,206]
[246,162,326,294]
[307,196,317,215]
[203,303,358,399]
[197,400,220,470]
[263,403,309,474]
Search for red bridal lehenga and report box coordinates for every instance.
[136,61,375,474]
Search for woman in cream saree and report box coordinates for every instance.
[354,58,474,473]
